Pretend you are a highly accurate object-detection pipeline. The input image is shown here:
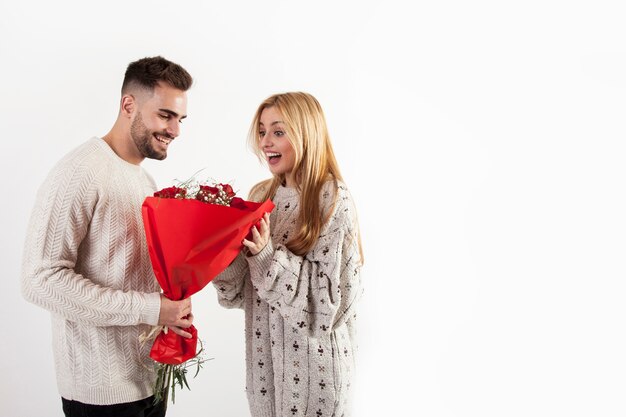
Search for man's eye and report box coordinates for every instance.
[159,114,170,119]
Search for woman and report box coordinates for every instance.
[213,92,363,417]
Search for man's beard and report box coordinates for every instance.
[131,112,168,160]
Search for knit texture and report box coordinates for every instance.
[21,137,162,405]
[213,181,362,417]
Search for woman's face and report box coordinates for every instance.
[259,106,297,187]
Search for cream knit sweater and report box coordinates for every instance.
[213,181,362,417]
[21,137,162,405]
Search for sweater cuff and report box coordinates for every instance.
[247,240,274,288]
[140,292,161,326]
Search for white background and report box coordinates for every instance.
[1,1,625,416]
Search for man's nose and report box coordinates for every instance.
[166,120,180,138]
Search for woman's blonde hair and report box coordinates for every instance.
[248,92,361,258]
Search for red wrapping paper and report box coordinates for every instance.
[142,196,275,365]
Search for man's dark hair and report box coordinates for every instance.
[122,56,193,94]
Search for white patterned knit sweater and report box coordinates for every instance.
[21,137,162,405]
[213,181,362,417]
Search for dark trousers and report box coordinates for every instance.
[61,396,166,417]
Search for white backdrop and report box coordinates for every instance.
[1,1,625,416]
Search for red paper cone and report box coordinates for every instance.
[142,197,275,364]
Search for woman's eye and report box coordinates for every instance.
[259,131,266,137]
[275,130,284,137]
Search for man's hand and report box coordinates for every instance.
[158,295,194,338]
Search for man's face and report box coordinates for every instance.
[130,82,188,161]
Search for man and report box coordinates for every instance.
[22,56,194,417]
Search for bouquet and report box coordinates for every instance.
[142,178,275,403]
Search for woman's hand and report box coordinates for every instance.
[242,212,271,255]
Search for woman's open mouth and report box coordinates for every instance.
[266,152,281,164]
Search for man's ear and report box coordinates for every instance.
[120,94,136,118]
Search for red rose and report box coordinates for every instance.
[153,181,239,207]
[154,187,186,199]
[229,197,248,210]
[199,185,219,195]
[195,185,220,203]
[220,183,236,198]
